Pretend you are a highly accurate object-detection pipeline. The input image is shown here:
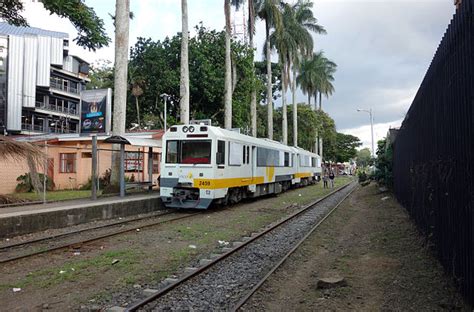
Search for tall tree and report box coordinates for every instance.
[289,0,326,146]
[271,3,295,145]
[180,0,190,124]
[272,1,325,145]
[248,0,258,137]
[1,0,110,51]
[111,0,130,187]
[256,0,282,140]
[224,0,233,129]
[317,58,336,110]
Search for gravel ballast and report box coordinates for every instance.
[124,183,357,311]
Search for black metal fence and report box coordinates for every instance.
[393,0,473,305]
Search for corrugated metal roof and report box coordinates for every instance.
[0,22,68,39]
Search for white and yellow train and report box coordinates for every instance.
[160,124,321,209]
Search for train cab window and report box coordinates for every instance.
[284,152,290,167]
[181,140,211,164]
[247,146,250,164]
[217,140,226,165]
[312,157,317,167]
[165,140,178,163]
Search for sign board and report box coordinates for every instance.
[79,88,111,135]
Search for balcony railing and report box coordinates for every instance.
[50,77,81,95]
[21,123,45,133]
[21,123,78,134]
[35,101,78,116]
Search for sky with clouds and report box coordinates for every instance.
[19,0,456,150]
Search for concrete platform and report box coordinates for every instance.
[0,193,163,238]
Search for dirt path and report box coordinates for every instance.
[244,184,467,311]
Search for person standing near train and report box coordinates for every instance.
[329,171,335,188]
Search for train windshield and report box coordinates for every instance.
[165,140,212,164]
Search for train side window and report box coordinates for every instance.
[165,140,178,163]
[229,141,243,166]
[217,140,225,165]
[247,146,250,164]
[284,152,289,167]
[242,145,246,164]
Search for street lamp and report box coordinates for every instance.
[160,93,169,131]
[357,108,375,158]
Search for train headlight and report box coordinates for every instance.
[188,126,195,133]
[183,126,189,133]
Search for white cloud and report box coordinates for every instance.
[340,118,403,153]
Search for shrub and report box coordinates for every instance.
[16,172,54,193]
[358,171,368,183]
[80,169,112,190]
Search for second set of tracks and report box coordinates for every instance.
[0,210,200,264]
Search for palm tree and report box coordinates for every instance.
[248,0,257,137]
[289,0,325,146]
[111,0,130,186]
[271,3,297,145]
[223,0,248,130]
[179,0,190,124]
[255,0,282,140]
[297,51,336,110]
[317,57,336,110]
[224,0,233,129]
[296,55,318,108]
[272,0,325,145]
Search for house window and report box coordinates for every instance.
[60,153,76,173]
[152,153,161,174]
[125,152,143,172]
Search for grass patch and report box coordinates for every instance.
[9,190,103,202]
[1,249,141,290]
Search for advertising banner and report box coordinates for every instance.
[79,88,111,135]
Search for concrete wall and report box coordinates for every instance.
[0,195,163,238]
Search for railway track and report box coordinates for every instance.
[122,181,357,311]
[0,210,200,264]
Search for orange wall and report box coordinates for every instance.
[0,141,162,194]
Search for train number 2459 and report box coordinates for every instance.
[198,180,211,187]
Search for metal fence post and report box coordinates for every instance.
[91,135,97,200]
[120,144,125,197]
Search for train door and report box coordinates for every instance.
[251,146,256,178]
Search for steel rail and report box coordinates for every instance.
[0,210,174,251]
[125,181,354,312]
[232,184,357,311]
[0,211,200,264]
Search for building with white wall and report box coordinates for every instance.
[0,22,90,135]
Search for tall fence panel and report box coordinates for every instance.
[393,0,473,304]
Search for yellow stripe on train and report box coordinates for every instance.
[294,172,312,178]
[193,177,265,189]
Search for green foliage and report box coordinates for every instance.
[358,171,368,183]
[330,133,362,163]
[0,0,27,26]
[374,138,393,189]
[356,148,372,167]
[127,25,263,131]
[16,173,54,193]
[1,0,110,51]
[272,104,337,153]
[79,169,112,190]
[86,60,114,90]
